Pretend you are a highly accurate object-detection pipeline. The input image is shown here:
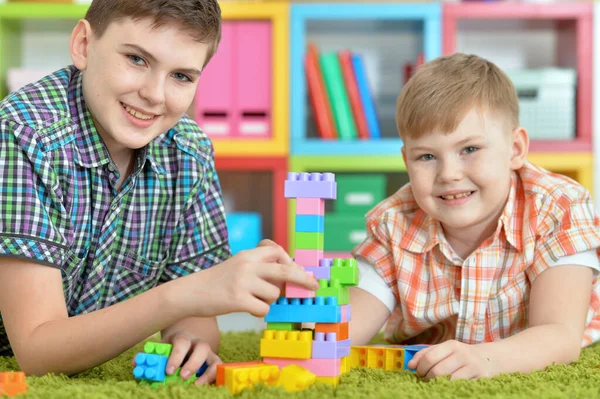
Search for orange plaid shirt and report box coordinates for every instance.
[353,161,600,346]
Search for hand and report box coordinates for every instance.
[408,340,492,380]
[163,331,221,385]
[177,241,319,318]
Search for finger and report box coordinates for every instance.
[238,294,272,317]
[166,335,192,376]
[248,245,295,266]
[258,262,319,290]
[196,353,222,385]
[257,239,279,248]
[424,353,463,381]
[407,346,433,369]
[250,279,284,305]
[416,344,453,378]
[180,341,210,380]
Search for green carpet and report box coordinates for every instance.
[2,332,600,398]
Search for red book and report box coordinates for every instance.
[305,43,337,139]
[339,50,370,140]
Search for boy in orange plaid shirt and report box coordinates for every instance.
[350,53,600,380]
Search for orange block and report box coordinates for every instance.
[216,361,264,386]
[0,372,27,397]
[315,322,349,341]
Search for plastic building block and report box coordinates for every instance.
[296,198,325,215]
[276,365,316,392]
[295,249,324,266]
[266,322,301,331]
[315,322,349,341]
[296,215,324,233]
[403,345,429,371]
[315,376,340,387]
[133,353,168,382]
[295,232,324,250]
[315,279,349,305]
[330,258,359,286]
[368,346,404,371]
[265,296,342,323]
[226,213,262,255]
[143,341,173,357]
[263,357,342,377]
[350,346,370,368]
[312,332,351,359]
[260,330,313,359]
[304,266,331,281]
[140,368,198,388]
[216,361,264,386]
[341,304,352,322]
[0,372,27,397]
[285,271,316,299]
[196,361,209,377]
[225,363,280,394]
[284,172,337,200]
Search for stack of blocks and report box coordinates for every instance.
[132,342,208,388]
[259,172,359,389]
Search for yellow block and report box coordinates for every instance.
[316,376,340,387]
[259,330,313,359]
[349,346,370,368]
[276,365,316,392]
[367,347,404,371]
[225,363,280,394]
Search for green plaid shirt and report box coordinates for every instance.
[0,66,231,356]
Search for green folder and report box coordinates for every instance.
[319,52,358,140]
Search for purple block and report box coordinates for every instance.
[320,258,333,267]
[312,332,351,359]
[284,172,337,199]
[341,304,351,322]
[304,266,330,280]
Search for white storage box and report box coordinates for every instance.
[505,68,576,141]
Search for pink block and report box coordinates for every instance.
[296,198,325,215]
[285,272,316,298]
[294,249,323,267]
[341,305,351,322]
[263,357,341,377]
[236,21,271,138]
[196,22,234,138]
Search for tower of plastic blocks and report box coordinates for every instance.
[260,172,358,388]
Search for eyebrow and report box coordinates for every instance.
[408,135,486,153]
[122,43,202,77]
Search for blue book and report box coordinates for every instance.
[351,54,381,139]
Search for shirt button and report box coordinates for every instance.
[108,164,116,172]
[111,202,119,210]
[95,265,102,273]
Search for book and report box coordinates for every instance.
[351,54,381,139]
[305,43,337,139]
[339,50,370,140]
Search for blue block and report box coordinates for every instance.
[196,361,209,377]
[403,345,429,371]
[133,353,168,382]
[226,213,262,255]
[265,296,341,323]
[295,215,324,233]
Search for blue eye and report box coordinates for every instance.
[419,154,435,161]
[463,146,478,154]
[127,55,146,66]
[172,73,192,83]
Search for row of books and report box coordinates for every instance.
[305,43,381,140]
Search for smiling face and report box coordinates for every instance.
[402,108,528,243]
[70,17,210,158]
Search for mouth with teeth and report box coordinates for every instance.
[440,191,474,200]
[121,102,156,121]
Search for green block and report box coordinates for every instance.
[324,214,366,251]
[144,341,173,357]
[295,232,324,250]
[267,322,301,331]
[140,368,197,388]
[316,279,349,305]
[336,174,387,214]
[331,258,359,286]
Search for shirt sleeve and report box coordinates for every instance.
[356,257,397,312]
[0,120,68,268]
[528,190,600,282]
[161,153,231,282]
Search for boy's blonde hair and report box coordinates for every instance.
[396,53,519,140]
[85,0,221,67]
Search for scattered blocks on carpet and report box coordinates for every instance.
[0,371,27,397]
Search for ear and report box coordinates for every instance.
[70,19,93,71]
[509,126,529,170]
[401,146,408,167]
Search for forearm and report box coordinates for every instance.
[23,281,187,376]
[161,317,220,353]
[349,287,390,345]
[475,324,582,376]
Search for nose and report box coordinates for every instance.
[139,74,165,106]
[437,156,464,183]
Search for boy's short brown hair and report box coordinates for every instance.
[85,0,222,67]
[396,53,519,140]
